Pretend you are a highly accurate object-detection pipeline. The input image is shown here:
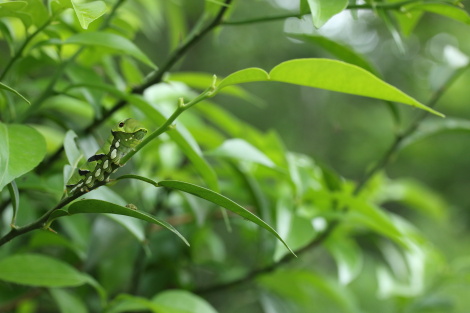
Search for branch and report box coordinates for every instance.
[0,192,82,247]
[193,64,470,294]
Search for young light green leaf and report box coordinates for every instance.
[158,180,295,255]
[0,82,30,104]
[64,32,156,68]
[217,68,269,89]
[0,254,91,287]
[215,59,442,117]
[71,0,107,29]
[0,123,46,192]
[68,199,189,246]
[306,0,348,28]
[207,138,276,168]
[6,180,19,226]
[269,59,443,117]
[152,290,219,313]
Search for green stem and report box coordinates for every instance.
[0,18,53,81]
[120,89,211,164]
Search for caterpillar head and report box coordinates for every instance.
[112,118,147,148]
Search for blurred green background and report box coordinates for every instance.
[163,1,470,311]
[2,0,470,312]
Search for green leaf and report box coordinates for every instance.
[116,174,159,187]
[120,57,144,86]
[64,32,157,68]
[63,130,83,168]
[71,0,107,29]
[158,180,295,255]
[345,197,404,245]
[49,289,88,313]
[105,294,162,313]
[0,254,91,287]
[152,290,219,313]
[259,270,361,313]
[0,123,46,192]
[217,68,269,89]
[269,59,442,116]
[66,64,106,118]
[325,236,363,285]
[67,199,189,246]
[394,9,423,36]
[274,203,315,261]
[399,117,470,150]
[306,0,348,28]
[6,180,19,226]
[216,59,442,117]
[380,178,446,219]
[207,138,276,168]
[288,34,378,75]
[406,3,470,24]
[0,1,31,27]
[0,82,30,104]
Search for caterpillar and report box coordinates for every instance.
[65,118,147,196]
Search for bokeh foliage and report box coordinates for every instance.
[1,0,470,312]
